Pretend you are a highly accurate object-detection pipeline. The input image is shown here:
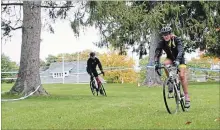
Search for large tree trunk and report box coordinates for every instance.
[10,1,48,95]
[144,30,162,86]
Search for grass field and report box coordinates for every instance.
[1,82,219,129]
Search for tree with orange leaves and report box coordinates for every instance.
[99,52,137,83]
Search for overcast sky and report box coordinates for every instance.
[1,20,108,62]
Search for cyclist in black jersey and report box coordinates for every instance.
[86,52,105,95]
[154,26,190,108]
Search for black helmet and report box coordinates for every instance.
[89,52,95,57]
[160,26,172,35]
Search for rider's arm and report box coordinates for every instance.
[154,41,163,62]
[97,58,103,72]
[175,37,184,62]
[86,59,92,75]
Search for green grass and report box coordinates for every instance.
[1,82,219,129]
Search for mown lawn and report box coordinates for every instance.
[1,82,219,129]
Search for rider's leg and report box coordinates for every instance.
[179,64,190,108]
[95,76,101,89]
[163,58,172,77]
[164,59,173,94]
[95,76,104,95]
[93,71,99,88]
[179,65,189,99]
[92,71,99,91]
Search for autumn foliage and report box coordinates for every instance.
[99,52,137,83]
[188,55,220,68]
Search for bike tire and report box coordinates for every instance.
[100,83,107,96]
[163,78,177,114]
[90,81,97,96]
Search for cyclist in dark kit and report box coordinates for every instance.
[86,52,105,95]
[154,26,190,108]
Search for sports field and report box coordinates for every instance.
[1,82,219,129]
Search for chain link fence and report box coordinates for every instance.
[1,55,220,84]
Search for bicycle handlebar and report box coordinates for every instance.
[91,72,104,78]
[156,64,179,77]
[98,73,104,75]
[156,69,162,76]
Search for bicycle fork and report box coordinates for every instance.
[173,83,181,112]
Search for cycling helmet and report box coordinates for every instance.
[89,52,95,57]
[160,26,172,35]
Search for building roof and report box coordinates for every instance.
[40,61,91,83]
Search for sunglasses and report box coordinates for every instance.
[162,33,170,37]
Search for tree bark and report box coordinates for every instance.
[144,30,162,87]
[10,1,48,95]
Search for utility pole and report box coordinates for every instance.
[77,52,79,83]
[62,54,64,84]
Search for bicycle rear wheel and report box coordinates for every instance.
[163,78,178,114]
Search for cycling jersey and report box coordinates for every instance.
[86,57,103,77]
[154,36,185,64]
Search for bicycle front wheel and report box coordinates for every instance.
[100,83,107,96]
[163,78,178,114]
[90,81,97,96]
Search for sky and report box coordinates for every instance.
[1,20,108,63]
[1,1,110,63]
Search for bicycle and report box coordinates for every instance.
[90,73,107,96]
[156,64,186,114]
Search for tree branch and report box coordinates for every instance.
[1,3,75,8]
[40,5,75,8]
[1,3,23,6]
[10,26,22,30]
[1,25,23,30]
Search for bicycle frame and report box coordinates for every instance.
[90,73,104,85]
[163,65,181,101]
[157,64,179,80]
[89,73,106,96]
[156,64,185,113]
